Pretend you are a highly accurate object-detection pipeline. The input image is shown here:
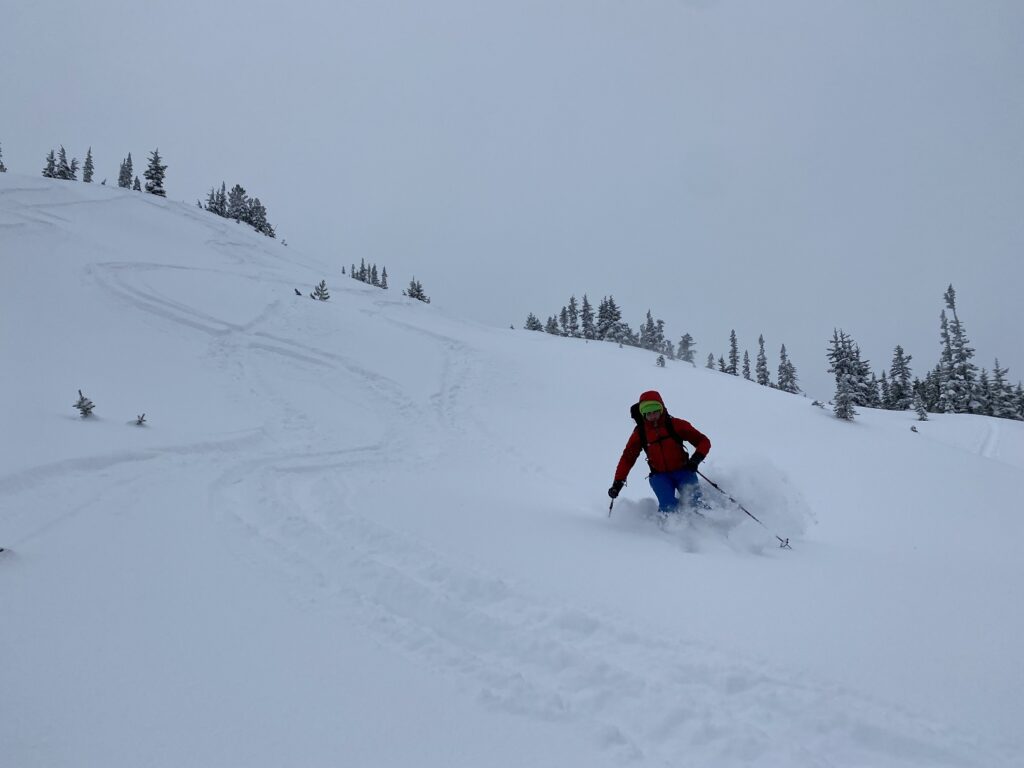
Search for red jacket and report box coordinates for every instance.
[614,390,711,483]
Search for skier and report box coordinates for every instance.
[608,390,711,513]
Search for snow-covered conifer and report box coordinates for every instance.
[313,280,329,301]
[55,146,73,180]
[118,153,133,188]
[887,345,914,410]
[42,149,57,178]
[227,184,248,220]
[989,360,1018,420]
[718,356,727,373]
[756,334,770,386]
[677,333,696,364]
[827,329,860,421]
[133,176,141,191]
[879,371,891,408]
[777,344,800,394]
[727,330,739,375]
[545,316,560,334]
[380,267,388,289]
[656,355,666,367]
[566,296,580,338]
[403,278,430,303]
[524,313,543,331]
[74,389,95,417]
[706,353,715,369]
[143,149,167,196]
[580,295,595,340]
[940,285,979,413]
[913,392,929,420]
[83,148,94,182]
[742,350,752,380]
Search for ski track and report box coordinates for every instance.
[13,225,1016,767]
[210,451,1008,767]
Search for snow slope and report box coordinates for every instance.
[2,175,1022,767]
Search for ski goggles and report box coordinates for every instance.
[638,400,664,416]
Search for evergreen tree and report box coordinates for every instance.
[380,267,388,289]
[656,354,666,367]
[866,373,882,408]
[879,370,891,408]
[227,184,249,220]
[558,306,570,336]
[990,360,1018,420]
[564,296,579,338]
[403,278,430,303]
[133,176,141,191]
[118,153,133,188]
[216,182,228,215]
[827,329,859,421]
[42,149,57,178]
[727,330,739,375]
[777,344,800,394]
[143,149,167,196]
[54,146,73,180]
[941,285,979,413]
[545,316,560,334]
[0,142,7,172]
[677,333,696,364]
[83,147,94,182]
[313,279,330,301]
[742,350,752,380]
[639,311,658,350]
[887,345,914,410]
[913,391,929,421]
[596,296,622,340]
[718,356,727,373]
[706,353,715,369]
[370,264,379,286]
[524,313,543,331]
[976,369,992,416]
[580,294,596,340]
[756,334,770,386]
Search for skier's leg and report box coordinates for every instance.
[648,473,680,513]
[675,470,705,510]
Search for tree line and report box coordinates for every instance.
[827,285,1022,421]
[523,294,800,394]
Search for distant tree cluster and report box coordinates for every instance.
[202,182,276,238]
[826,285,1023,422]
[403,278,430,303]
[524,293,801,395]
[350,259,388,289]
[42,146,80,180]
[705,330,800,395]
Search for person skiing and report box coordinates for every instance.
[608,390,711,513]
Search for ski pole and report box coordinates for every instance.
[608,498,615,517]
[696,470,791,549]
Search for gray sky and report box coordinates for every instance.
[4,0,1022,398]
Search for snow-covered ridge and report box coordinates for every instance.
[2,175,1021,767]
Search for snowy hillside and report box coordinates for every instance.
[2,175,1022,767]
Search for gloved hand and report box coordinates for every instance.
[608,479,625,499]
[683,452,706,473]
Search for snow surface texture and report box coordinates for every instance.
[2,175,1022,767]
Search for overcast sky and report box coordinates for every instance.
[4,0,1022,397]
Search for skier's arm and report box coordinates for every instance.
[613,429,643,483]
[675,419,711,457]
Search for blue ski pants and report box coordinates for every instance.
[649,469,703,513]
